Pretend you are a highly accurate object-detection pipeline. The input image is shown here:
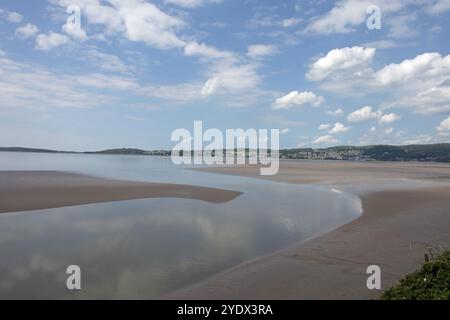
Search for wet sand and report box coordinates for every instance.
[165,161,450,299]
[197,161,450,185]
[0,171,242,214]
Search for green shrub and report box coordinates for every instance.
[382,250,450,300]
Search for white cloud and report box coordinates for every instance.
[312,49,450,116]
[316,51,450,97]
[313,135,338,145]
[35,32,70,51]
[62,21,88,41]
[329,122,349,134]
[184,42,235,60]
[15,23,39,39]
[347,106,381,122]
[379,113,401,125]
[319,122,349,134]
[0,55,115,109]
[273,91,324,110]
[164,0,221,8]
[374,52,450,87]
[52,0,186,49]
[247,44,278,59]
[306,47,375,81]
[304,0,370,34]
[201,61,260,97]
[303,0,416,35]
[437,116,450,135]
[86,50,130,73]
[201,77,221,96]
[326,108,344,116]
[318,124,331,130]
[6,11,23,23]
[280,128,290,135]
[385,128,394,134]
[74,73,140,91]
[404,84,450,115]
[50,0,265,105]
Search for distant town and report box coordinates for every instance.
[1,144,450,163]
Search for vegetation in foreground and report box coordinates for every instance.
[382,250,450,300]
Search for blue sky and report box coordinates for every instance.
[0,0,450,151]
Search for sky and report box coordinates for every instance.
[0,0,450,151]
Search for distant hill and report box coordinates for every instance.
[84,148,149,155]
[1,144,450,162]
[0,147,75,154]
[280,144,450,162]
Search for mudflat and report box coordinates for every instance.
[0,171,242,214]
[165,161,450,299]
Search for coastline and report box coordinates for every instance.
[164,161,450,299]
[0,171,242,214]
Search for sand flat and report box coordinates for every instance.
[0,171,242,214]
[165,161,450,299]
[197,160,450,185]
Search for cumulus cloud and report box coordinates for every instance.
[306,47,375,81]
[319,123,349,134]
[273,91,324,110]
[247,44,278,59]
[382,80,450,116]
[6,11,23,23]
[329,122,350,134]
[379,113,402,125]
[35,32,70,51]
[310,48,450,115]
[15,23,39,39]
[347,106,381,122]
[373,52,450,87]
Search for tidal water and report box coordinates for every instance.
[0,152,361,299]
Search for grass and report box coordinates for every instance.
[382,249,450,300]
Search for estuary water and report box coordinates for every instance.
[0,152,361,299]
